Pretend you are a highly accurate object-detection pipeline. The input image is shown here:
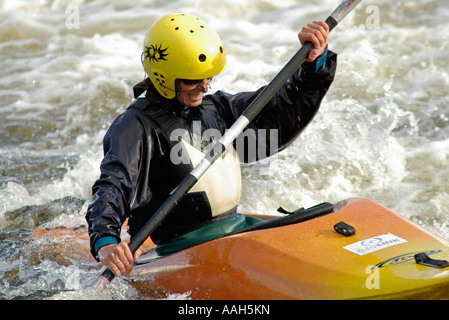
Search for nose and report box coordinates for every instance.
[198,79,209,92]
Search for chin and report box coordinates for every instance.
[187,100,203,108]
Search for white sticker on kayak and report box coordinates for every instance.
[343,234,407,256]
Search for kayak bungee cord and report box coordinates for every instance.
[98,0,363,285]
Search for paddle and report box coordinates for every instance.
[98,0,362,284]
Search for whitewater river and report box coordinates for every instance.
[1,0,448,299]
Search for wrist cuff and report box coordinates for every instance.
[314,45,328,72]
[94,236,119,255]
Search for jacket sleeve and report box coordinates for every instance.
[208,50,337,162]
[85,109,153,260]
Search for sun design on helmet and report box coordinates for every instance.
[144,44,169,63]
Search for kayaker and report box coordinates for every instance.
[86,13,337,276]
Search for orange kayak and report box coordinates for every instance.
[31,198,449,299]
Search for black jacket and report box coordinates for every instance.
[86,51,337,260]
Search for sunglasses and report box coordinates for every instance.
[180,77,213,86]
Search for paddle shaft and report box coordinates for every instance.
[100,0,362,283]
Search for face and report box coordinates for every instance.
[176,78,212,107]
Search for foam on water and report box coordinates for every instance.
[1,0,449,299]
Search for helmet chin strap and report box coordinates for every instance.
[175,79,181,97]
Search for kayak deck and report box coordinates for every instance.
[130,198,449,300]
[29,198,449,299]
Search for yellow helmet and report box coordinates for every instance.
[142,13,226,99]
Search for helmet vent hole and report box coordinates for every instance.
[175,27,179,31]
[198,54,207,62]
[220,46,224,54]
[190,30,194,33]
